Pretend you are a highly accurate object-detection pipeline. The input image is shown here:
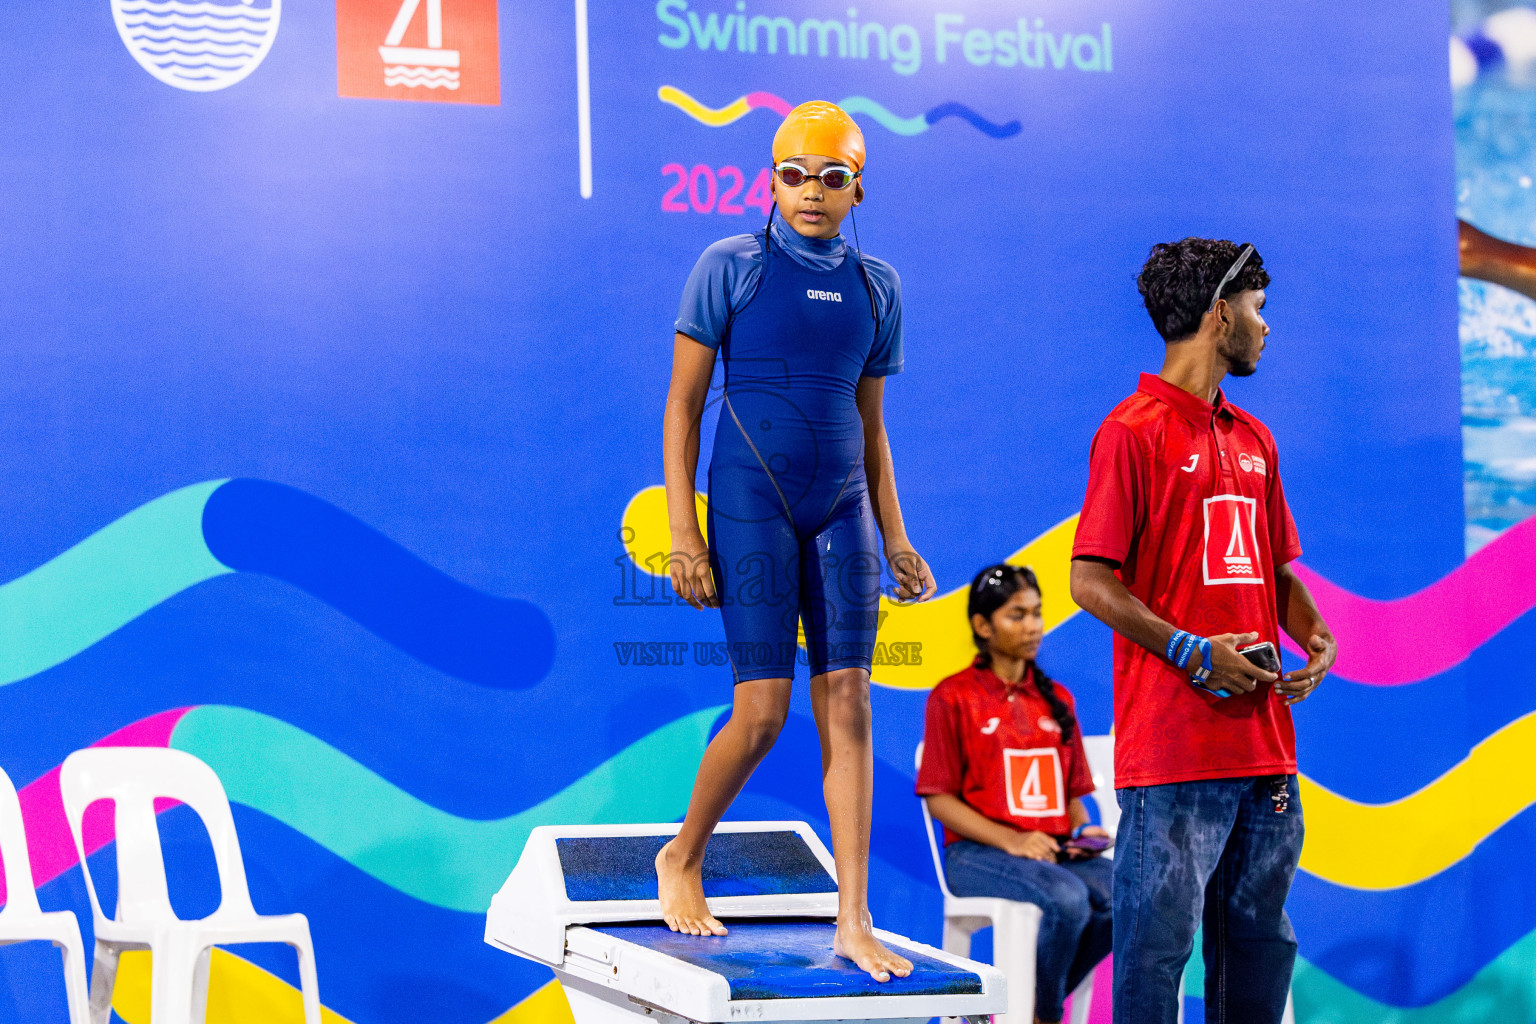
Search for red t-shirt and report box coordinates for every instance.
[916,663,1095,843]
[1073,373,1303,788]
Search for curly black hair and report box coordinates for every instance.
[1136,237,1270,343]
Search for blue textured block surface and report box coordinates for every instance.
[557,832,837,901]
[595,920,983,1000]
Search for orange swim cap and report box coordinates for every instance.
[772,101,866,171]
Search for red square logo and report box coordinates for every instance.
[1004,748,1065,818]
[1203,494,1264,586]
[337,0,500,105]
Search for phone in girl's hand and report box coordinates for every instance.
[1059,833,1113,860]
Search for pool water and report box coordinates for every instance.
[1456,72,1536,551]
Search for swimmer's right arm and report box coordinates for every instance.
[664,332,720,610]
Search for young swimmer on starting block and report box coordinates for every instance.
[660,101,938,982]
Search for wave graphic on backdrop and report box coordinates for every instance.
[657,86,1022,139]
[21,706,1536,1023]
[13,702,1535,910]
[623,488,1536,689]
[12,704,724,913]
[0,479,555,690]
[110,0,280,92]
[1287,511,1536,685]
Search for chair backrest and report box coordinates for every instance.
[914,742,958,901]
[59,747,255,926]
[1081,734,1119,840]
[0,764,42,916]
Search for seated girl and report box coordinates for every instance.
[916,564,1113,1024]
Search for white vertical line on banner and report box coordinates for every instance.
[575,0,593,198]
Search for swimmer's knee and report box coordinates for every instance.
[729,684,791,754]
[818,667,872,719]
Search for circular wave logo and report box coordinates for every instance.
[111,0,280,92]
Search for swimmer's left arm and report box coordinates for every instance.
[857,376,937,601]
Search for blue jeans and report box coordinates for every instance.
[945,839,1114,1022]
[1113,775,1304,1024]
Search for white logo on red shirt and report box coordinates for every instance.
[1181,454,1200,473]
[981,717,1000,735]
[1238,453,1267,475]
[1004,747,1065,818]
[1203,494,1264,586]
[1037,715,1061,733]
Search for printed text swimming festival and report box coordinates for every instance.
[656,2,1113,76]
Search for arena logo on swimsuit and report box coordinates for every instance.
[806,289,843,302]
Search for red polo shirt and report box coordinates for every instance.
[916,663,1095,843]
[1073,373,1302,788]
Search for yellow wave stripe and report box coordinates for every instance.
[112,948,352,1024]
[112,948,576,1024]
[1299,707,1536,890]
[488,979,578,1024]
[621,485,1081,690]
[657,85,752,127]
[871,513,1081,688]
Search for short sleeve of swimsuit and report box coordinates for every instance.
[859,255,904,377]
[673,234,759,349]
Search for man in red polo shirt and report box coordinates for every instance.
[1069,238,1337,1024]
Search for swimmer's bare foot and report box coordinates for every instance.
[833,916,912,982]
[656,839,727,936]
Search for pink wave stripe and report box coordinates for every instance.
[745,91,792,116]
[1,708,191,907]
[1283,514,1536,685]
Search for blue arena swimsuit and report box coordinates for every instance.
[679,220,901,682]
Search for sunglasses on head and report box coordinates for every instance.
[1207,243,1255,313]
[972,565,1035,593]
[774,162,861,190]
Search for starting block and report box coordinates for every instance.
[485,822,1006,1024]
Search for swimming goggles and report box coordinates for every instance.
[1207,243,1255,313]
[774,162,861,190]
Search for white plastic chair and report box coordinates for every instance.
[59,747,320,1024]
[0,763,89,1023]
[916,741,1092,1024]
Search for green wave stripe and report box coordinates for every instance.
[0,480,229,686]
[838,96,928,136]
[170,703,726,913]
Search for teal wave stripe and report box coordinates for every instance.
[1292,930,1536,1024]
[170,704,727,913]
[838,96,928,136]
[0,480,229,686]
[1179,924,1536,1023]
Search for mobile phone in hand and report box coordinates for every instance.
[1058,833,1113,861]
[1239,641,1281,674]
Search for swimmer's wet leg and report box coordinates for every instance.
[810,666,914,982]
[657,677,792,936]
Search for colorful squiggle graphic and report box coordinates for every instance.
[0,480,555,690]
[657,86,1022,139]
[623,490,1536,689]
